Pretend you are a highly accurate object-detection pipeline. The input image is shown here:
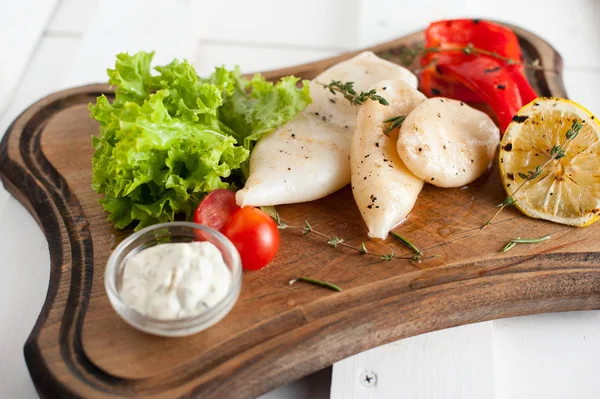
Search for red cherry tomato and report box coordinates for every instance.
[194,189,239,232]
[221,207,280,271]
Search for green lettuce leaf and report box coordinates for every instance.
[219,69,312,150]
[90,51,310,230]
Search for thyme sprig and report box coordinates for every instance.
[262,207,430,262]
[289,277,342,292]
[383,42,555,73]
[483,120,584,228]
[384,115,407,135]
[320,80,389,106]
[501,235,551,252]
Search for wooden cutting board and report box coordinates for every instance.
[1,23,599,399]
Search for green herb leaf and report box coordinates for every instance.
[290,277,342,292]
[359,242,368,255]
[327,236,345,247]
[389,232,423,261]
[383,115,407,135]
[501,235,551,252]
[566,120,584,140]
[322,81,389,106]
[502,197,516,207]
[381,253,396,261]
[303,220,313,235]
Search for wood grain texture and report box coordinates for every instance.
[1,24,598,399]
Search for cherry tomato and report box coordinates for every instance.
[221,207,280,271]
[194,189,239,232]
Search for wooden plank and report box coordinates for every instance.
[46,0,98,34]
[493,312,600,399]
[0,0,59,123]
[193,43,336,77]
[63,0,201,87]
[0,35,81,213]
[0,197,51,399]
[330,322,496,399]
[192,0,360,50]
[563,68,600,115]
[353,0,600,69]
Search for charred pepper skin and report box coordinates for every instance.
[420,19,538,132]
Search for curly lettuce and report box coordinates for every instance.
[91,51,311,230]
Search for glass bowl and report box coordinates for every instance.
[105,222,242,337]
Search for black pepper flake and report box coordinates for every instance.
[430,177,435,181]
[376,206,379,208]
[507,172,515,180]
[592,116,595,120]
[472,18,481,24]
[440,98,444,102]
[483,66,501,74]
[504,143,513,151]
[291,133,296,138]
[364,154,370,158]
[431,88,441,95]
[382,86,387,90]
[345,125,349,129]
[383,158,388,162]
[496,84,506,90]
[507,183,511,187]
[329,99,336,104]
[418,148,422,152]
[512,115,529,123]
[322,116,327,122]
[288,167,291,171]
[367,205,373,209]
[315,112,320,116]
[443,145,447,150]
[437,112,441,118]
[460,102,464,106]
[375,142,380,147]
[363,177,367,180]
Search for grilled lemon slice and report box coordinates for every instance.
[499,97,600,226]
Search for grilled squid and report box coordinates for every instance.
[236,51,417,207]
[351,80,426,239]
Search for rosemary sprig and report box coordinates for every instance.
[501,235,551,252]
[390,232,423,262]
[289,277,342,292]
[483,120,584,228]
[384,115,407,135]
[320,80,389,106]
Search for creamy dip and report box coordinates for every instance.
[120,241,231,320]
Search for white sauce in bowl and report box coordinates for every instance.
[120,242,231,320]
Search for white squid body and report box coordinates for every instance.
[236,51,417,207]
[351,80,427,239]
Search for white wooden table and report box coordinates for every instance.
[2,1,600,398]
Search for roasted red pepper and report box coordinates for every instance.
[420,19,537,131]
